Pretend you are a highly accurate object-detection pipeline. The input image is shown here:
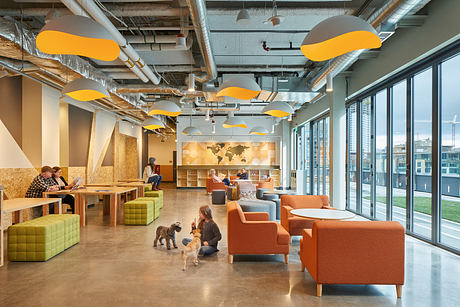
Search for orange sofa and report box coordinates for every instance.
[227,201,290,264]
[206,178,227,194]
[300,221,405,297]
[280,195,333,235]
[257,178,274,191]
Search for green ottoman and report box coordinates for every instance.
[133,197,160,220]
[8,214,80,262]
[144,185,153,192]
[124,200,154,225]
[144,190,163,208]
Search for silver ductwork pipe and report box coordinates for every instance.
[310,0,431,91]
[186,0,217,83]
[61,0,161,85]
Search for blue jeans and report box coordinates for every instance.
[182,238,218,256]
[222,178,230,186]
[147,175,162,186]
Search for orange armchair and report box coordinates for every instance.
[300,221,405,297]
[280,195,333,235]
[257,178,274,191]
[227,201,290,264]
[206,177,227,194]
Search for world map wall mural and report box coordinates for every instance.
[182,142,276,165]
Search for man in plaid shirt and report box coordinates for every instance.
[26,166,60,216]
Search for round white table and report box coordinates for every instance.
[290,208,355,220]
[265,190,297,196]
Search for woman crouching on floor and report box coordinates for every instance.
[182,205,222,256]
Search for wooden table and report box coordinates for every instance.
[85,183,150,197]
[118,178,145,183]
[0,191,62,267]
[290,208,355,220]
[46,187,138,227]
[116,182,151,197]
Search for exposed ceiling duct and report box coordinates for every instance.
[126,32,189,44]
[186,0,217,83]
[131,36,193,52]
[257,76,318,106]
[309,0,431,91]
[0,4,188,17]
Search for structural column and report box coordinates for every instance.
[329,76,347,209]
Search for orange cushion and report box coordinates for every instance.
[276,224,290,245]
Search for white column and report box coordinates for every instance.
[329,76,347,209]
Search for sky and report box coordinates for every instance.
[374,53,460,150]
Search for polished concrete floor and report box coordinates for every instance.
[1,185,459,306]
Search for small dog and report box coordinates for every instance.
[182,229,202,271]
[153,222,182,250]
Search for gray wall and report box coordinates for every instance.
[102,131,114,166]
[0,76,22,145]
[68,104,92,167]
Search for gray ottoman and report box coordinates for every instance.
[212,190,226,205]
[256,188,270,199]
[262,194,281,220]
[238,200,276,221]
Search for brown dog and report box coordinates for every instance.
[182,229,201,271]
[153,222,182,250]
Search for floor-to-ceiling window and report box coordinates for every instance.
[413,68,433,239]
[392,81,407,228]
[292,114,330,196]
[347,104,357,211]
[345,41,460,254]
[361,97,373,218]
[375,89,388,221]
[440,53,460,250]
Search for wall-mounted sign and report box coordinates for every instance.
[182,142,276,165]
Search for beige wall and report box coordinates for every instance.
[148,134,176,182]
[148,134,176,165]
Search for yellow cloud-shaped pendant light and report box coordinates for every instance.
[217,76,261,100]
[300,15,381,62]
[249,126,269,135]
[62,78,110,101]
[148,100,182,117]
[143,118,165,130]
[36,15,120,61]
[222,115,247,128]
[182,126,202,135]
[262,101,293,118]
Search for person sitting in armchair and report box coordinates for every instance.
[210,169,230,186]
[236,168,249,180]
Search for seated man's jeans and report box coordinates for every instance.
[222,178,230,186]
[182,238,218,256]
[147,175,162,186]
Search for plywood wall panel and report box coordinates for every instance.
[0,167,39,226]
[68,167,86,185]
[125,136,139,179]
